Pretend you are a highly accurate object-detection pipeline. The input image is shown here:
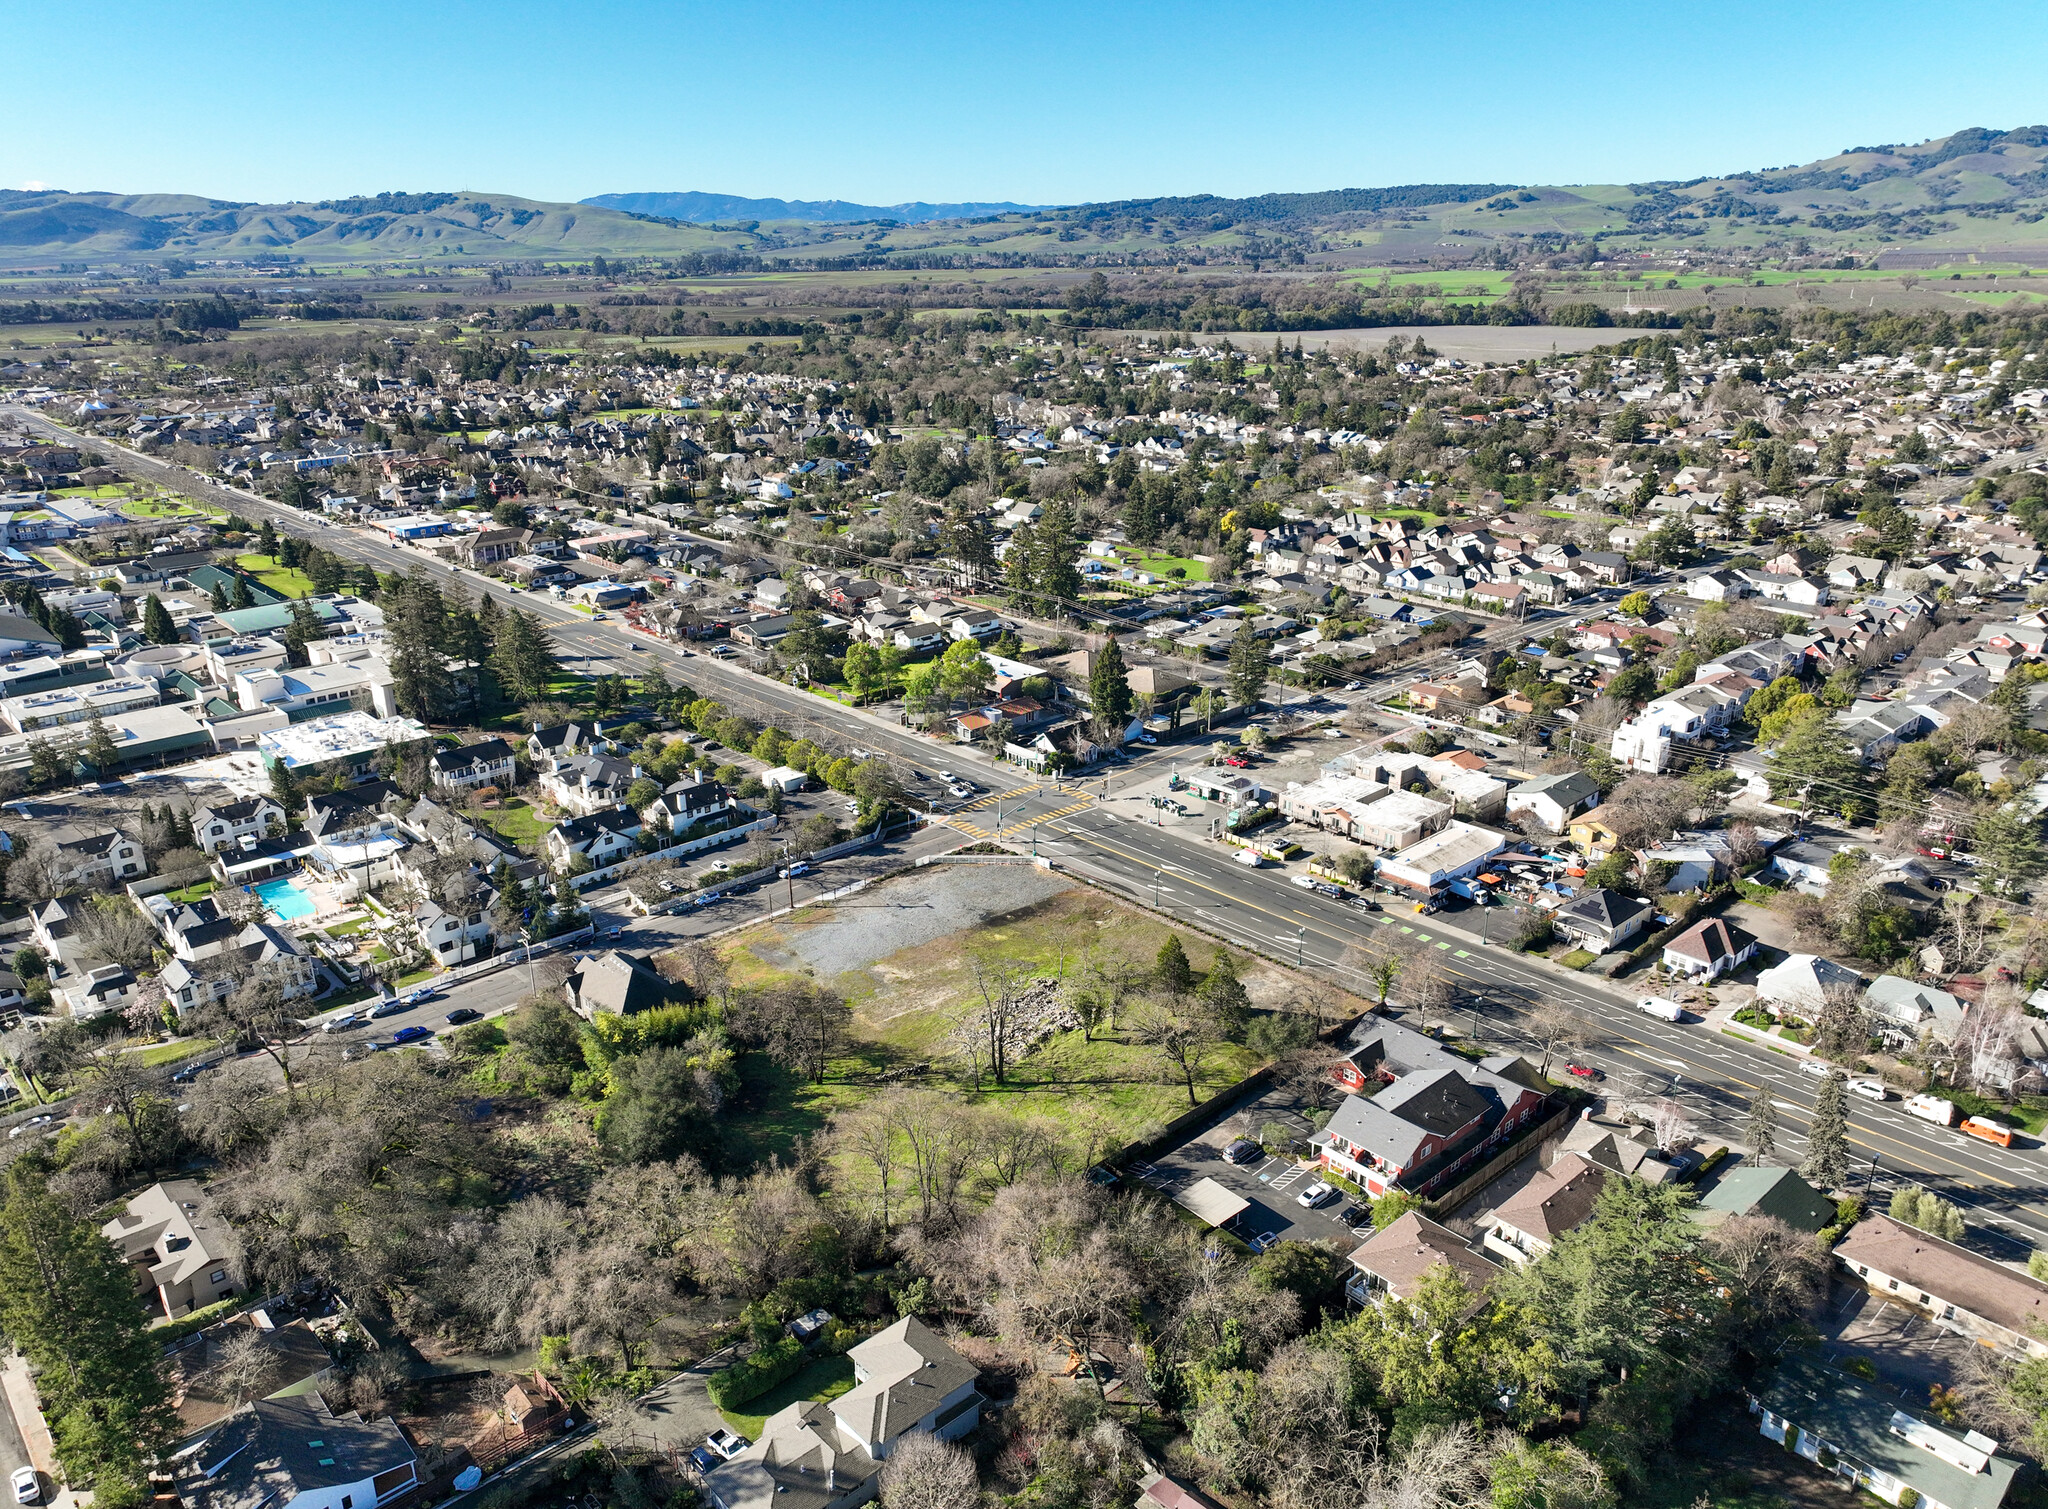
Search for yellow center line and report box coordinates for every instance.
[1050,816,2048,1215]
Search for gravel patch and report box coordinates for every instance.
[767,864,1074,979]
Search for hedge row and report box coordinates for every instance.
[706,1336,807,1408]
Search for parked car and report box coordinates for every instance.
[688,1447,722,1476]
[706,1429,750,1460]
[603,925,625,939]
[1660,1148,1707,1181]
[387,1025,432,1046]
[1565,1062,1601,1081]
[444,1008,481,1026]
[324,1011,365,1032]
[1296,1181,1340,1209]
[368,999,409,1019]
[1222,1138,1263,1165]
[1337,1205,1371,1229]
[779,863,813,879]
[1133,732,1157,745]
[1221,754,1251,768]
[12,1467,38,1504]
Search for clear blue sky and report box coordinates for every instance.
[9,0,2048,206]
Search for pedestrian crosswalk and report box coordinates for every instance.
[947,788,1094,840]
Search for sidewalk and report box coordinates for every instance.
[0,1355,80,1508]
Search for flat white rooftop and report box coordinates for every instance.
[257,710,428,769]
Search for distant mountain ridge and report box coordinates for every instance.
[582,191,1046,224]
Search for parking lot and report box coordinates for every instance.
[1124,1080,1366,1251]
[1812,1281,1977,1395]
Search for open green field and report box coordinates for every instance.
[133,1037,225,1067]
[118,495,215,520]
[234,553,317,597]
[1120,549,1210,582]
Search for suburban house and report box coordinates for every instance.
[1836,1214,2048,1358]
[1316,1018,1550,1199]
[563,949,670,1017]
[49,823,148,888]
[1756,953,1863,1013]
[174,1390,421,1509]
[1346,1209,1500,1306]
[526,721,593,763]
[102,1180,240,1318]
[1695,1166,1834,1233]
[1568,816,1623,859]
[702,1318,980,1509]
[1480,1152,1607,1266]
[546,806,642,870]
[192,796,288,856]
[1864,975,1971,1045]
[641,776,729,835]
[413,897,502,967]
[430,737,517,793]
[1550,888,1654,953]
[1750,1355,2018,1509]
[540,752,640,815]
[1662,916,1758,979]
[159,921,316,1015]
[305,783,409,876]
[1504,771,1601,833]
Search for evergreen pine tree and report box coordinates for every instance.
[1765,707,1872,821]
[208,580,230,612]
[1003,522,1038,611]
[386,574,452,721]
[140,593,178,645]
[282,598,325,668]
[1155,935,1194,994]
[0,1156,177,1502]
[1088,637,1134,740]
[1802,1068,1851,1192]
[1745,1091,1776,1166]
[1031,500,1082,616]
[229,576,256,611]
[1227,619,1272,711]
[259,517,279,558]
[1196,952,1250,1037]
[82,712,118,777]
[267,756,300,819]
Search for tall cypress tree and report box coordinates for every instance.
[0,1157,177,1505]
[1745,1092,1777,1167]
[1089,636,1133,740]
[1227,620,1272,710]
[387,574,452,722]
[1802,1069,1850,1192]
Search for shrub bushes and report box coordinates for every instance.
[706,1336,807,1408]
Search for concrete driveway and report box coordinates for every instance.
[603,1346,739,1460]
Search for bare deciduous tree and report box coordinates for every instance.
[1524,1001,1589,1079]
[879,1430,980,1509]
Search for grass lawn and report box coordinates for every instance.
[165,880,217,904]
[235,554,318,597]
[475,798,551,850]
[324,918,369,938]
[718,1355,856,1440]
[1122,550,1210,583]
[133,1037,224,1067]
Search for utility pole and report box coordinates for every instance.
[1153,868,1161,908]
[1296,925,1305,968]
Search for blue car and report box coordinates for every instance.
[688,1447,721,1475]
[387,1026,432,1046]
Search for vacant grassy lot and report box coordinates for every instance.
[234,553,318,598]
[686,875,1320,1167]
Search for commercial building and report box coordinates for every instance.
[0,675,160,732]
[1375,820,1509,894]
[256,711,432,784]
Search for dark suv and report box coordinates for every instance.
[1222,1138,1263,1166]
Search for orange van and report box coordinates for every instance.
[1961,1116,2014,1148]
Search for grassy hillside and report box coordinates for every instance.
[6,126,2048,270]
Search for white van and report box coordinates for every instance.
[1634,996,1684,1022]
[1234,848,1264,868]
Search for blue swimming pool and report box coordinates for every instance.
[253,876,315,922]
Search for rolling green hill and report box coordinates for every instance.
[8,126,2048,269]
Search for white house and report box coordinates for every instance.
[702,1317,982,1509]
[191,796,288,857]
[1756,953,1863,1014]
[174,1392,419,1509]
[1504,771,1601,833]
